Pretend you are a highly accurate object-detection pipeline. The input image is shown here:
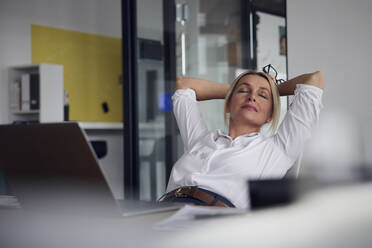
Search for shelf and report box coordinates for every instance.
[8,64,63,123]
[78,122,123,130]
[10,64,39,70]
[11,110,39,115]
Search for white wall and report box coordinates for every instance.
[287,0,372,166]
[0,0,121,123]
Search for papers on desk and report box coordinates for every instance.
[154,205,247,231]
[0,195,21,209]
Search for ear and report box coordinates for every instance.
[266,106,274,123]
[266,113,273,123]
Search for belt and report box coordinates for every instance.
[161,187,230,208]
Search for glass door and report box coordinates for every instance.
[123,0,287,201]
[135,0,168,201]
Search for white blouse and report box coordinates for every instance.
[166,84,324,208]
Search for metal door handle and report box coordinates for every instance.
[176,3,188,76]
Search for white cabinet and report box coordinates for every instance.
[8,64,63,123]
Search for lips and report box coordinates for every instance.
[241,104,258,112]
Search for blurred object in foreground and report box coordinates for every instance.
[248,109,372,210]
[0,195,21,209]
[249,179,296,209]
[301,110,365,182]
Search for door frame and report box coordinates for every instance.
[122,0,139,199]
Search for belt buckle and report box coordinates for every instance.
[175,187,184,197]
[175,186,192,198]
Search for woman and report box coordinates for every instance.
[159,65,325,208]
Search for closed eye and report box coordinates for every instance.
[259,94,267,99]
[238,90,249,93]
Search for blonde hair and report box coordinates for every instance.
[224,70,281,135]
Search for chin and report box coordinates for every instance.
[231,112,265,126]
[236,118,263,128]
[241,114,262,125]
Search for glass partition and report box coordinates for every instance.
[127,0,287,201]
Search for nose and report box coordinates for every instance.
[248,96,256,102]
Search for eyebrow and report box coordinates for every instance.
[238,82,270,92]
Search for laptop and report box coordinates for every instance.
[0,122,182,217]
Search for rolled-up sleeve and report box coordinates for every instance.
[274,84,324,160]
[172,89,209,152]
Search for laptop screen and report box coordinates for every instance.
[0,122,120,217]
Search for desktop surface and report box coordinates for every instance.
[1,182,372,248]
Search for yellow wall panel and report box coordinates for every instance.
[32,24,122,122]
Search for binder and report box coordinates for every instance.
[10,80,21,112]
[30,73,40,110]
[20,73,40,111]
[21,74,30,111]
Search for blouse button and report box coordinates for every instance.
[200,153,208,160]
[191,151,198,156]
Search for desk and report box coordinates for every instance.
[168,182,372,248]
[1,183,372,248]
[0,208,175,248]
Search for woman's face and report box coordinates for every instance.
[228,74,273,128]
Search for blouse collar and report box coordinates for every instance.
[215,129,260,141]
